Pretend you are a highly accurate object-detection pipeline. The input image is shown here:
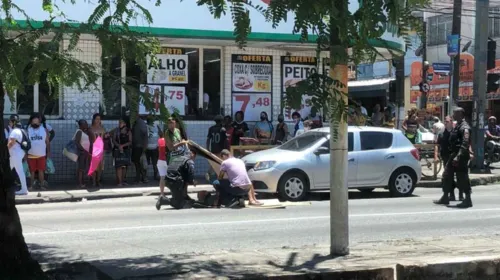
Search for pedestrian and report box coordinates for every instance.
[371,104,383,127]
[273,114,289,145]
[90,113,109,186]
[112,117,132,187]
[295,120,312,137]
[231,111,249,145]
[292,112,304,137]
[253,111,273,144]
[438,116,463,201]
[146,115,162,180]
[7,114,29,195]
[155,130,169,210]
[131,116,148,183]
[206,115,228,157]
[484,116,500,164]
[75,120,92,188]
[165,117,189,164]
[434,107,472,208]
[212,149,262,208]
[223,115,234,147]
[162,149,198,210]
[27,113,50,191]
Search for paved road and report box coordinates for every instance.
[20,186,500,265]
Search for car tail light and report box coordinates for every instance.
[410,148,420,161]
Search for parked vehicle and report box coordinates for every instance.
[242,127,422,201]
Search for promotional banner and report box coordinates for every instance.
[147,54,188,84]
[231,54,273,121]
[164,86,186,115]
[139,85,162,115]
[281,56,317,121]
[232,93,272,121]
[231,54,272,93]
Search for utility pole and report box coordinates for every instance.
[419,19,428,110]
[448,0,462,116]
[395,55,405,129]
[471,0,489,172]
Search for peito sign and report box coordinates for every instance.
[147,52,188,84]
[281,56,317,121]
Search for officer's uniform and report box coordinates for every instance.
[436,116,472,208]
[437,128,463,201]
[164,155,196,209]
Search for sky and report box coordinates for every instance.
[12,0,361,34]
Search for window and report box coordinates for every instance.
[203,49,221,116]
[357,64,373,80]
[279,132,327,151]
[101,55,123,117]
[184,48,200,117]
[360,132,392,150]
[320,132,353,152]
[489,7,500,38]
[17,42,61,116]
[428,15,452,46]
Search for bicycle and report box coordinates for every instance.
[418,146,443,178]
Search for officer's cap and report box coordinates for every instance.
[452,107,465,113]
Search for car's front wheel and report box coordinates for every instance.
[389,168,416,197]
[277,172,309,201]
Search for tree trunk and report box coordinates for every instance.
[329,0,350,257]
[0,81,47,279]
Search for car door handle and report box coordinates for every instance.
[385,155,395,159]
[348,158,355,162]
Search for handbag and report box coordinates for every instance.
[63,130,81,162]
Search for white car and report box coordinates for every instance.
[242,126,422,201]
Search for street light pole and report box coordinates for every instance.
[420,19,428,110]
[471,0,489,172]
[448,0,462,116]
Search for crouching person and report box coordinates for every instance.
[212,149,262,208]
[161,149,197,210]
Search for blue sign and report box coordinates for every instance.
[432,63,451,73]
[447,34,460,56]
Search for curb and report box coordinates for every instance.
[417,174,500,188]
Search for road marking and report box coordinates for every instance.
[24,207,500,236]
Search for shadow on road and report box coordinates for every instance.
[307,191,419,201]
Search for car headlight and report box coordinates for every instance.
[253,161,276,171]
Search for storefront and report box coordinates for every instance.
[4,1,405,184]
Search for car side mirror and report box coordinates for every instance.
[314,146,329,156]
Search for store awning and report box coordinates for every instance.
[347,78,394,98]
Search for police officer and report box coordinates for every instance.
[438,115,463,201]
[434,107,472,208]
[157,149,197,210]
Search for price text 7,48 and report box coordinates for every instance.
[252,97,270,108]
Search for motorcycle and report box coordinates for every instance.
[484,141,500,167]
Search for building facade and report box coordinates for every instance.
[4,1,405,185]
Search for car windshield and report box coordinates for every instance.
[278,132,327,151]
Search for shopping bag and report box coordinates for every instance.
[45,158,56,174]
[23,161,30,178]
[88,136,104,176]
[63,140,79,162]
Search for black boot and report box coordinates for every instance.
[433,193,450,205]
[458,191,464,201]
[456,193,472,208]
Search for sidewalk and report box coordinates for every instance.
[42,235,500,279]
[16,169,500,205]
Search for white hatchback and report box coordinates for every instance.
[242,126,422,201]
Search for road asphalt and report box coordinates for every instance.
[21,185,500,267]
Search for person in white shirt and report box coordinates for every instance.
[27,113,50,190]
[7,114,28,195]
[203,92,210,112]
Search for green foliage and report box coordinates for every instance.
[0,0,172,130]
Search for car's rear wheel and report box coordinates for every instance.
[389,168,416,197]
[358,188,375,193]
[278,172,309,202]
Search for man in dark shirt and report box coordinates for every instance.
[206,115,228,156]
[132,116,148,183]
[434,107,472,208]
[437,116,462,201]
[231,111,249,146]
[161,149,197,210]
[485,116,500,164]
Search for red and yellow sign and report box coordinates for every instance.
[410,53,500,104]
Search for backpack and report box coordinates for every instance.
[15,128,32,152]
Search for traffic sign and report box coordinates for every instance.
[447,34,460,57]
[420,82,430,93]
